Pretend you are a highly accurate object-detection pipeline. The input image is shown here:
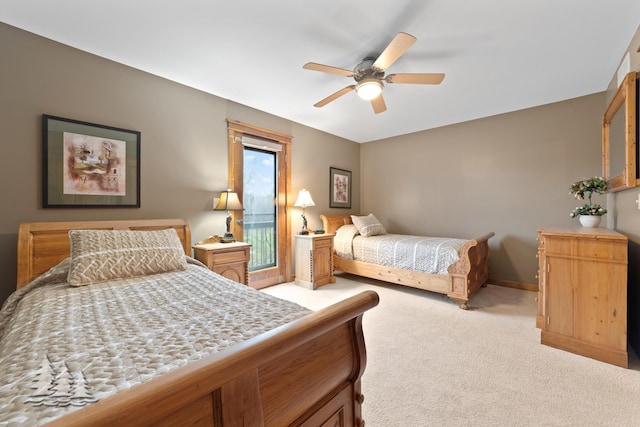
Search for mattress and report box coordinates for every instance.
[0,258,310,426]
[334,224,466,274]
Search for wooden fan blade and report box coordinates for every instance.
[372,32,417,71]
[371,94,387,114]
[385,73,445,85]
[303,62,354,77]
[314,85,356,107]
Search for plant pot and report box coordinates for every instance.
[579,215,601,228]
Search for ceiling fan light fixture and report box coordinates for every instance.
[355,79,383,100]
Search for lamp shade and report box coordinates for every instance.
[355,79,383,100]
[214,190,243,211]
[294,189,315,208]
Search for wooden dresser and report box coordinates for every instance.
[536,226,628,368]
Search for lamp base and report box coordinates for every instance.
[220,233,236,243]
[299,230,309,235]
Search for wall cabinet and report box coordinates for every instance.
[294,234,336,289]
[537,226,628,368]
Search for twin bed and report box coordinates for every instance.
[1,219,378,427]
[321,214,494,309]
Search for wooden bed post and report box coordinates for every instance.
[447,233,493,309]
[213,369,265,426]
[350,313,368,427]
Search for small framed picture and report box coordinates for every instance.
[330,167,351,209]
[42,114,141,208]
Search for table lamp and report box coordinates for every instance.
[294,188,315,235]
[213,189,243,243]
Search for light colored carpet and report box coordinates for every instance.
[262,273,640,427]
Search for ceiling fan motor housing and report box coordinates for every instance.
[354,57,385,81]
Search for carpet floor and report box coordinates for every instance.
[262,273,640,427]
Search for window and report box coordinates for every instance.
[243,146,277,271]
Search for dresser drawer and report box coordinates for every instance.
[312,236,333,249]
[574,238,627,262]
[543,236,627,262]
[207,250,247,265]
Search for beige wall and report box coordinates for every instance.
[0,23,359,304]
[606,25,640,351]
[361,93,604,285]
[290,123,360,232]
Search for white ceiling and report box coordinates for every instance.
[2,1,639,143]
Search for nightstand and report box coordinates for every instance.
[294,234,335,289]
[193,242,251,286]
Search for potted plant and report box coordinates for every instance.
[569,176,608,227]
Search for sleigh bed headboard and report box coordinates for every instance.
[320,213,360,235]
[16,218,191,289]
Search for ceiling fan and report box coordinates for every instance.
[303,32,445,114]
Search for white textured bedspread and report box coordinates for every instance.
[334,225,466,274]
[0,258,310,426]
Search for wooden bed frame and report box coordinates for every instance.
[15,219,379,427]
[321,214,494,309]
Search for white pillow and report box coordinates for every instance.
[336,224,360,239]
[67,228,188,286]
[350,214,387,237]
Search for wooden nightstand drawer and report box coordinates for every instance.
[311,236,333,249]
[193,242,251,286]
[207,250,247,265]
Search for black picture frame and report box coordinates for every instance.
[42,114,141,208]
[329,167,351,209]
